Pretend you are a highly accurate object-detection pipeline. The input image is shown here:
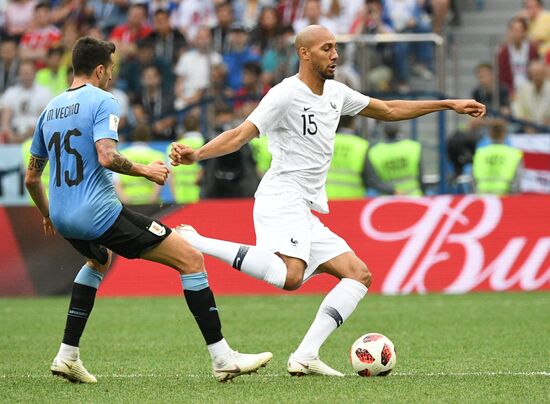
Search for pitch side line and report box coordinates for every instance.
[1,371,549,379]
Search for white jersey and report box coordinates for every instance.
[247,75,370,213]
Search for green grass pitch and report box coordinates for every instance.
[1,292,549,403]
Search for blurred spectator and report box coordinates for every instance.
[366,122,424,196]
[131,64,176,141]
[234,61,270,117]
[473,119,523,195]
[19,2,62,66]
[277,0,305,26]
[107,71,130,139]
[326,115,370,200]
[233,0,277,30]
[141,8,187,66]
[420,0,450,34]
[0,36,20,94]
[210,61,233,103]
[447,129,481,179]
[249,6,281,53]
[0,61,51,143]
[321,0,364,34]
[471,63,510,114]
[498,17,538,95]
[350,0,396,91]
[261,24,297,85]
[59,20,80,70]
[383,0,434,82]
[118,41,172,100]
[293,0,337,34]
[109,3,152,59]
[513,60,550,130]
[200,103,260,198]
[174,26,222,110]
[88,0,129,36]
[114,125,164,204]
[49,0,93,27]
[4,0,37,38]
[169,108,205,204]
[521,0,550,57]
[211,1,234,54]
[35,47,69,96]
[333,44,361,90]
[171,0,215,43]
[223,23,261,91]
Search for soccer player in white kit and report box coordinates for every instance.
[170,25,485,376]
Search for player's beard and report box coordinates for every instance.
[313,60,335,80]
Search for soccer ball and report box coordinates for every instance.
[350,333,397,377]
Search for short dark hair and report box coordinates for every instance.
[72,37,115,76]
[154,8,170,18]
[508,16,528,30]
[243,61,262,77]
[476,62,493,73]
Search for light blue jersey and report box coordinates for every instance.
[30,84,122,240]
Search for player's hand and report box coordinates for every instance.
[452,100,486,118]
[169,142,198,166]
[43,216,56,237]
[146,160,169,185]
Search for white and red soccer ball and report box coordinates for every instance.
[350,333,397,377]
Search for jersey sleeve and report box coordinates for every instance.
[29,110,48,158]
[246,84,291,136]
[340,84,371,116]
[93,94,120,143]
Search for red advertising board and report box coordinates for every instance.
[98,196,550,296]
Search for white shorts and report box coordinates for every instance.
[253,192,352,282]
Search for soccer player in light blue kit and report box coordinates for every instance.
[25,37,272,384]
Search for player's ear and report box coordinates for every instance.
[299,46,310,61]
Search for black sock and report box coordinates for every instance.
[62,283,97,347]
[184,287,223,345]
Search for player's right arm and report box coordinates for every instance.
[95,139,169,185]
[170,121,259,165]
[170,84,288,166]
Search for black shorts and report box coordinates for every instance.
[66,206,172,265]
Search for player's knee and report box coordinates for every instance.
[352,262,372,288]
[283,270,303,291]
[178,247,204,274]
[87,250,112,274]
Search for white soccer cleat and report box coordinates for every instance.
[212,350,273,382]
[50,356,97,383]
[287,354,344,377]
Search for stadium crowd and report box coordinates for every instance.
[0,0,549,200]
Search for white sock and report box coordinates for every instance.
[207,338,232,363]
[293,278,368,360]
[58,343,79,361]
[183,232,287,289]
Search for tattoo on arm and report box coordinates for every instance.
[95,138,133,174]
[28,156,48,172]
[110,153,133,174]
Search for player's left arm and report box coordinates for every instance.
[359,98,486,121]
[25,155,56,236]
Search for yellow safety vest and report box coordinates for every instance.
[368,139,423,196]
[35,67,69,96]
[473,144,523,195]
[118,144,165,204]
[249,136,272,176]
[168,137,204,204]
[326,133,369,199]
[22,138,50,204]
